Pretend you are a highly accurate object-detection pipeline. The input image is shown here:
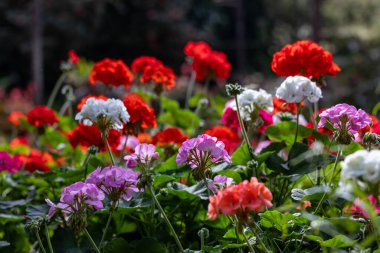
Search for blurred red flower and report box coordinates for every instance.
[19,149,53,173]
[140,64,176,90]
[8,111,26,126]
[123,93,157,129]
[152,127,188,147]
[131,56,163,74]
[204,126,240,154]
[27,106,59,127]
[89,58,134,88]
[271,40,340,78]
[68,50,79,64]
[273,97,300,114]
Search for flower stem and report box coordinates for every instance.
[81,151,92,179]
[35,229,47,253]
[148,184,184,252]
[44,223,54,253]
[102,133,116,166]
[99,201,117,249]
[241,227,255,253]
[234,96,253,158]
[185,71,196,109]
[47,73,66,108]
[83,228,100,253]
[294,103,301,146]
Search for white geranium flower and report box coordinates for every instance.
[234,88,273,121]
[75,98,130,131]
[276,76,322,103]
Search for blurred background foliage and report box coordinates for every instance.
[0,0,380,111]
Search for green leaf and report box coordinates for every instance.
[135,238,166,253]
[104,238,131,253]
[260,210,307,236]
[320,235,357,248]
[154,155,183,173]
[265,121,313,144]
[205,215,231,229]
[231,145,251,165]
[372,101,380,115]
[0,214,24,225]
[153,175,176,188]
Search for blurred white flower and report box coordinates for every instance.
[276,76,322,103]
[75,98,130,131]
[234,88,273,121]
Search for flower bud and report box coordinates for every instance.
[362,132,380,147]
[225,83,243,96]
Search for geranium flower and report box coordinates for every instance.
[123,93,157,130]
[207,175,234,194]
[234,88,273,121]
[19,149,53,173]
[272,97,299,114]
[276,76,322,103]
[27,106,59,127]
[184,41,231,81]
[152,128,188,147]
[347,195,380,218]
[77,95,108,111]
[0,151,22,173]
[68,50,79,64]
[140,64,176,90]
[271,40,341,78]
[204,126,240,154]
[221,102,241,131]
[131,56,163,74]
[8,111,26,126]
[124,143,159,169]
[89,58,134,88]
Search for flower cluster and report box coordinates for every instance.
[276,76,322,103]
[77,95,108,111]
[67,124,121,151]
[124,143,159,169]
[347,195,380,218]
[0,151,21,173]
[318,103,371,144]
[204,126,240,154]
[184,41,231,81]
[75,98,130,131]
[27,106,59,127]
[8,111,26,126]
[152,128,188,147]
[89,58,134,88]
[46,182,105,231]
[132,56,176,90]
[272,97,299,114]
[271,40,341,78]
[208,177,273,220]
[235,88,273,121]
[207,175,234,194]
[19,149,53,173]
[176,134,231,180]
[221,100,241,131]
[123,93,157,130]
[86,166,140,202]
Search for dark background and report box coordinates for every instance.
[1,0,380,112]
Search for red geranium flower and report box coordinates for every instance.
[77,95,108,111]
[67,123,121,151]
[271,40,341,78]
[204,126,240,154]
[8,111,26,126]
[68,50,79,64]
[10,137,28,148]
[89,58,134,88]
[273,97,300,114]
[359,114,380,138]
[152,128,188,147]
[19,149,53,173]
[123,93,157,129]
[140,64,176,90]
[131,56,163,74]
[184,41,231,81]
[27,106,59,127]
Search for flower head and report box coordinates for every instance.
[123,93,157,130]
[77,95,108,111]
[86,166,140,202]
[234,89,273,121]
[221,100,241,131]
[8,111,26,127]
[140,64,176,90]
[276,76,322,104]
[124,143,159,169]
[0,151,22,173]
[271,40,341,78]
[152,128,188,147]
[89,58,134,88]
[273,97,299,114]
[68,50,79,64]
[131,56,163,74]
[318,103,371,144]
[207,177,272,221]
[176,134,231,180]
[204,126,240,154]
[75,98,130,132]
[27,106,59,127]
[19,149,53,173]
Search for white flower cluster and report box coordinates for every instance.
[340,149,380,186]
[75,98,130,130]
[276,76,322,103]
[234,88,273,121]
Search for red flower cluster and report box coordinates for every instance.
[132,56,176,90]
[359,114,380,138]
[27,106,59,127]
[68,50,79,64]
[273,97,300,114]
[123,93,157,129]
[221,107,241,131]
[184,41,231,81]
[89,58,134,88]
[208,177,273,220]
[152,128,188,147]
[8,111,26,126]
[77,95,108,111]
[204,126,240,154]
[19,149,53,173]
[271,40,341,78]
[67,124,121,151]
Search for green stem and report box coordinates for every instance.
[185,71,196,109]
[81,151,92,180]
[200,230,205,253]
[44,223,54,253]
[293,103,301,146]
[47,73,66,108]
[102,133,116,166]
[148,184,184,252]
[241,228,255,253]
[234,96,253,158]
[83,228,100,253]
[35,229,47,253]
[99,201,117,249]
[226,216,243,253]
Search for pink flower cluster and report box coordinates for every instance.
[86,166,140,202]
[124,143,159,169]
[208,177,273,220]
[318,103,371,134]
[348,195,380,218]
[176,134,231,169]
[46,182,105,219]
[0,151,21,173]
